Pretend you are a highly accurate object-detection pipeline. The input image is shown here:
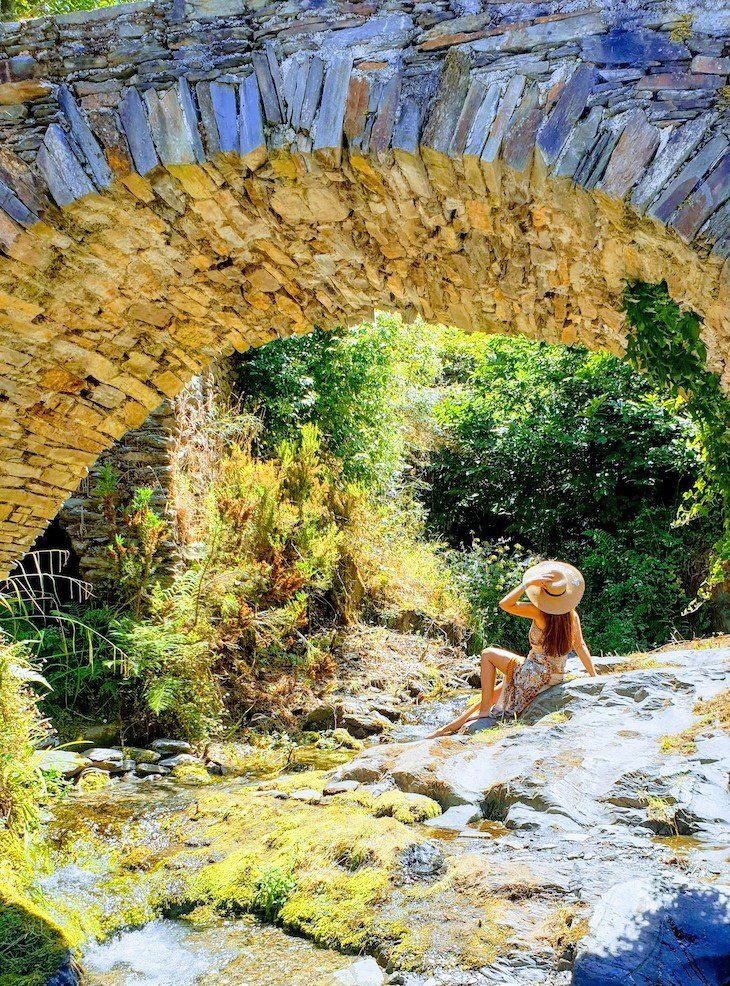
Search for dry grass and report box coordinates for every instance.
[659,688,729,756]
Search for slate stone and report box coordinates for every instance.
[463,82,502,158]
[481,74,525,164]
[370,71,401,157]
[582,28,689,66]
[502,85,542,173]
[600,110,659,199]
[703,210,730,258]
[669,152,730,242]
[312,52,353,164]
[84,746,124,767]
[288,55,311,130]
[177,77,205,163]
[0,177,38,226]
[422,48,471,154]
[118,87,158,176]
[251,44,285,125]
[332,957,384,986]
[691,55,730,74]
[38,748,91,778]
[649,134,728,223]
[449,79,486,156]
[144,80,204,166]
[638,72,725,92]
[299,55,324,134]
[158,752,202,768]
[392,96,421,155]
[537,64,597,166]
[209,81,238,153]
[136,762,170,777]
[150,738,193,755]
[573,879,730,986]
[36,123,96,207]
[631,115,711,213]
[575,125,621,189]
[554,106,601,178]
[239,72,265,167]
[58,86,112,189]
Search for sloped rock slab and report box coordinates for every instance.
[573,877,730,985]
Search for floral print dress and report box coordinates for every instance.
[498,621,573,716]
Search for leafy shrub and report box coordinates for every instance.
[0,638,47,836]
[623,280,730,596]
[235,314,441,492]
[429,331,723,653]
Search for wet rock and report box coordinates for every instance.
[84,748,124,772]
[123,747,161,764]
[301,703,336,730]
[158,753,202,769]
[339,703,392,739]
[332,957,385,985]
[135,763,170,777]
[38,750,91,779]
[399,841,445,880]
[423,804,481,832]
[150,739,193,756]
[323,779,361,796]
[288,788,322,803]
[573,878,730,985]
[331,727,364,751]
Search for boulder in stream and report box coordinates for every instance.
[573,877,730,985]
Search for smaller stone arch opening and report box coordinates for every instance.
[5,518,83,612]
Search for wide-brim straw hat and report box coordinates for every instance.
[523,560,585,615]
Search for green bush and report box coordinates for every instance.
[0,638,46,836]
[235,314,441,492]
[428,330,722,654]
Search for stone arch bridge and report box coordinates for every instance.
[0,0,728,575]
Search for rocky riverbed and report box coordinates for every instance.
[25,645,730,985]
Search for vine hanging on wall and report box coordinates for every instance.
[622,280,730,602]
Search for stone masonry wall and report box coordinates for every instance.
[57,399,178,587]
[0,0,728,575]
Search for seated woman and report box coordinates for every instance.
[429,561,596,738]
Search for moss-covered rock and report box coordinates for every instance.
[0,881,76,986]
[38,782,507,974]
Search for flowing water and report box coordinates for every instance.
[83,915,356,986]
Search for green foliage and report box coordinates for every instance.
[0,882,74,986]
[447,542,538,654]
[236,314,441,491]
[428,330,722,653]
[250,866,296,922]
[622,280,730,594]
[94,469,169,618]
[2,0,116,20]
[0,638,47,835]
[426,331,700,552]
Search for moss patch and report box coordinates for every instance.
[0,881,75,986]
[659,688,729,756]
[38,783,507,973]
[333,789,442,824]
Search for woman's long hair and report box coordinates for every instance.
[541,611,575,658]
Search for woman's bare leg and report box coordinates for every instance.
[427,646,520,738]
[479,647,522,716]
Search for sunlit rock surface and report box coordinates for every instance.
[33,646,729,985]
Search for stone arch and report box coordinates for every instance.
[0,0,728,575]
